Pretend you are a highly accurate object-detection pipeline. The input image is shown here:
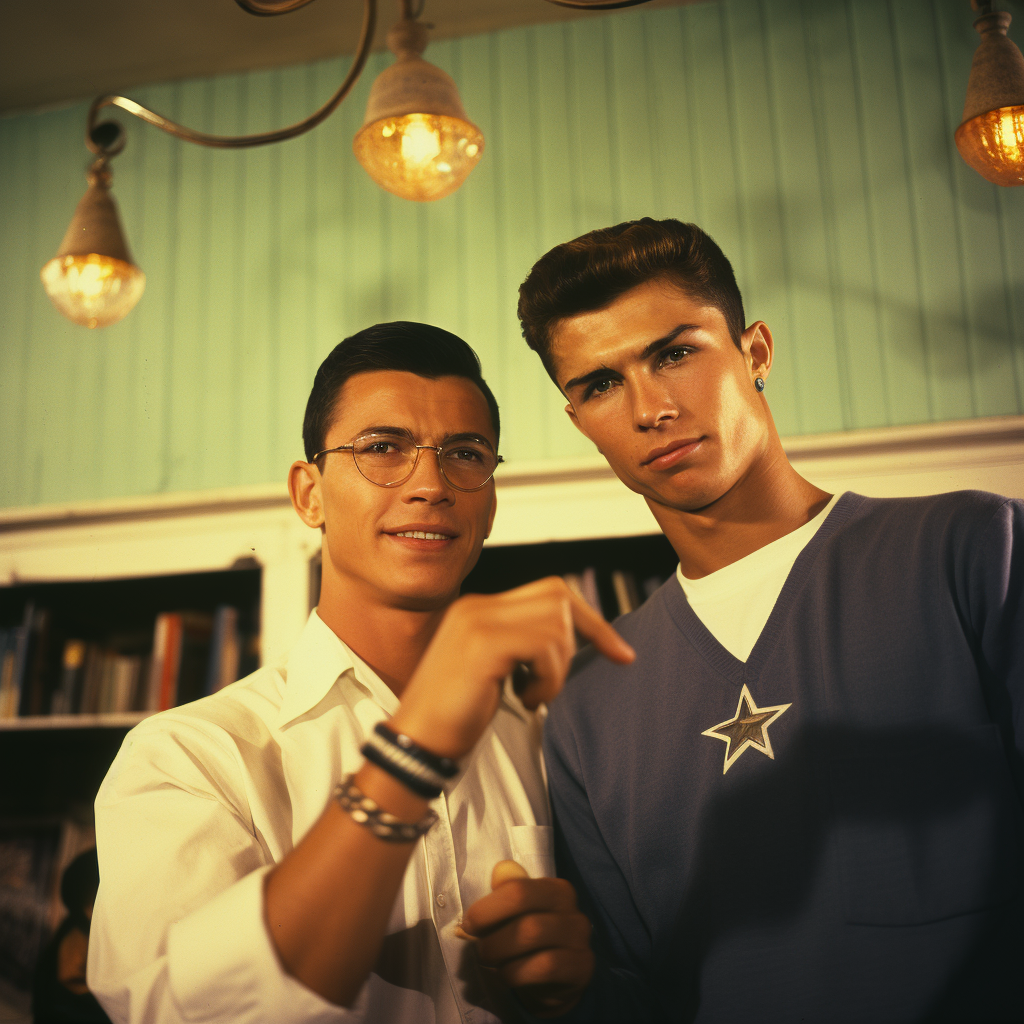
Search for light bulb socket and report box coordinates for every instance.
[361,54,474,126]
[960,11,1024,123]
[54,161,136,266]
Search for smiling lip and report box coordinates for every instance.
[384,524,458,543]
[642,437,704,469]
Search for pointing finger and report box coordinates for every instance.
[566,589,635,665]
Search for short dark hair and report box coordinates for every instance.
[517,218,746,384]
[302,321,500,462]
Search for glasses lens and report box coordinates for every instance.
[441,442,498,490]
[351,434,417,486]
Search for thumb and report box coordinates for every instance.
[491,859,529,890]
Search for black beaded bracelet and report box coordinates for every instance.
[374,722,460,779]
[361,742,442,800]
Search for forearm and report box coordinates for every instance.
[264,761,429,1007]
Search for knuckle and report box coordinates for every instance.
[552,878,578,906]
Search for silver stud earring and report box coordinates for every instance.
[754,377,765,392]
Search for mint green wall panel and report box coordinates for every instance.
[1,0,1022,510]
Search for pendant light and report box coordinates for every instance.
[955,1,1024,187]
[353,7,483,201]
[40,0,658,328]
[40,148,146,330]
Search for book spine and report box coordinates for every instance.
[12,603,34,716]
[159,614,184,711]
[0,630,15,719]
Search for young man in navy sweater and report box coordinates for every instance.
[514,219,1024,1021]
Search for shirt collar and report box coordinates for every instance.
[276,609,400,728]
[276,609,533,730]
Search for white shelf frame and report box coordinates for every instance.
[1,415,1021,683]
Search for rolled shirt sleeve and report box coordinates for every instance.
[86,716,361,1024]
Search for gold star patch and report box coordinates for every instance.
[702,684,791,775]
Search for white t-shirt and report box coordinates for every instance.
[676,493,843,662]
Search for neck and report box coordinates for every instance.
[315,568,450,698]
[648,433,832,579]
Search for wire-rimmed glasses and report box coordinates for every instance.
[312,431,503,492]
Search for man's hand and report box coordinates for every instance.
[461,861,594,1018]
[391,576,634,760]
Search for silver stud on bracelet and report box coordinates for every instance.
[334,774,438,843]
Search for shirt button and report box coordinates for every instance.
[436,892,447,908]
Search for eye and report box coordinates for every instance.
[448,446,486,463]
[355,435,406,457]
[659,345,692,366]
[584,376,618,400]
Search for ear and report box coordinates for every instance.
[565,402,604,455]
[484,487,498,540]
[741,321,774,383]
[289,460,325,529]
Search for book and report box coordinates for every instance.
[149,613,183,712]
[0,630,16,719]
[206,606,240,697]
[7,604,33,718]
[611,570,640,616]
[78,644,105,715]
[49,639,86,716]
[110,655,142,713]
[175,612,214,706]
[147,612,214,711]
[17,606,53,718]
[578,568,602,616]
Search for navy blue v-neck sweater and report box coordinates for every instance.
[545,491,1024,1022]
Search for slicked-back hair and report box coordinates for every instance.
[302,321,500,462]
[517,218,746,385]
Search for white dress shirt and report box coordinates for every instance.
[87,610,553,1024]
[676,493,842,661]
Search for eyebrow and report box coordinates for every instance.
[562,324,700,393]
[357,426,495,449]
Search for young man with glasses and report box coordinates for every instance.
[87,322,633,1024]
[516,219,1024,1021]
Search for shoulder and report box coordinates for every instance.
[548,579,680,741]
[834,490,1019,550]
[839,489,1013,527]
[98,665,285,804]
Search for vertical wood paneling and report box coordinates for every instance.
[1,0,1022,509]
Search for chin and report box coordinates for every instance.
[389,574,463,611]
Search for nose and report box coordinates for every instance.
[403,447,454,503]
[630,373,678,432]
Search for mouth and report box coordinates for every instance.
[642,436,705,470]
[384,525,459,546]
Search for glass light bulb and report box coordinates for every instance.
[40,253,146,329]
[354,113,484,202]
[955,105,1024,186]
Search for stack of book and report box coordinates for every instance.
[0,604,246,721]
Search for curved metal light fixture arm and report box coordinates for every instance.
[86,0,376,154]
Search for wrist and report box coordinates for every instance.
[388,711,466,761]
[354,761,431,822]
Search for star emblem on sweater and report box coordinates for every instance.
[702,684,792,774]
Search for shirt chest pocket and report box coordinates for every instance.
[509,825,555,879]
[828,724,1023,926]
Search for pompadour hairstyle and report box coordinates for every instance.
[302,321,500,462]
[517,218,746,385]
